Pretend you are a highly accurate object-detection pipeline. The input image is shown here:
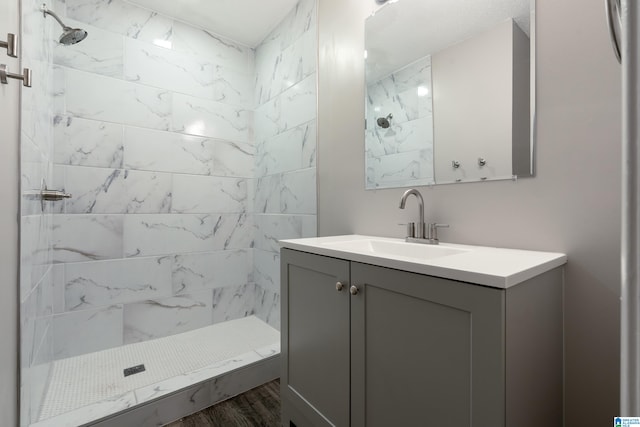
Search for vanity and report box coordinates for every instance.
[279,235,566,427]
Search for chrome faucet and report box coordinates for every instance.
[398,188,448,244]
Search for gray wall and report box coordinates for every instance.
[318,0,621,425]
[0,0,20,424]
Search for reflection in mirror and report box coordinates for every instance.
[365,0,534,189]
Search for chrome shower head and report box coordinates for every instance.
[376,113,393,129]
[42,4,88,45]
[59,27,88,45]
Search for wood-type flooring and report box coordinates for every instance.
[166,379,281,427]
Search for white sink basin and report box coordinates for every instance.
[320,238,469,260]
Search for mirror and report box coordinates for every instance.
[365,0,534,189]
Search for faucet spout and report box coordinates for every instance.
[399,189,425,238]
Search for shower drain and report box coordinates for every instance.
[123,364,146,377]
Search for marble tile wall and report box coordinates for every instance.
[365,56,435,189]
[49,0,258,361]
[20,0,57,425]
[29,0,317,372]
[253,0,318,331]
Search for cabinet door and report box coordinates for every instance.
[350,262,505,427]
[281,249,351,427]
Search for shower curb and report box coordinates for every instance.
[85,354,280,427]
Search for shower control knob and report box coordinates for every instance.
[336,281,344,291]
[350,285,359,295]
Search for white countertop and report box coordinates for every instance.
[280,235,567,289]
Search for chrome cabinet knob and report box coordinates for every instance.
[350,285,359,295]
[336,281,344,291]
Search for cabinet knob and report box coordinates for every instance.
[336,281,344,291]
[350,285,359,295]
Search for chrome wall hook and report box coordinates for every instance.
[0,64,32,87]
[0,33,17,58]
[478,157,487,167]
[451,160,460,169]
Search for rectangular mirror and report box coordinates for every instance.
[365,0,534,189]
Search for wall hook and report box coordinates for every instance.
[478,157,487,167]
[0,33,17,58]
[0,64,31,87]
[452,160,460,169]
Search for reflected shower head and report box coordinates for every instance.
[42,4,88,45]
[376,113,393,129]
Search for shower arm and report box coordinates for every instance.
[42,5,70,30]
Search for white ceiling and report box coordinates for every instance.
[126,0,300,47]
[366,0,531,82]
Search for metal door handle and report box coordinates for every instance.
[0,33,17,58]
[350,285,359,295]
[606,0,622,63]
[336,281,345,291]
[0,64,32,87]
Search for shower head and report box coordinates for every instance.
[376,113,393,129]
[42,4,88,45]
[59,27,88,45]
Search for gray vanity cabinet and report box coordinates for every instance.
[281,248,563,427]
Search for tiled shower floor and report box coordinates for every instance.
[34,316,280,426]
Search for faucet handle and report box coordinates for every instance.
[428,223,449,242]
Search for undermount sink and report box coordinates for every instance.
[319,238,469,260]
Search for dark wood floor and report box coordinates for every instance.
[166,379,281,427]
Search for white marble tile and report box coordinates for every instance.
[254,74,316,140]
[123,291,213,343]
[123,214,216,257]
[171,93,250,142]
[52,264,65,314]
[31,391,137,427]
[254,342,280,359]
[255,214,304,253]
[254,286,281,331]
[254,40,282,106]
[253,249,280,293]
[53,116,124,168]
[211,64,253,108]
[212,283,257,324]
[65,68,171,131]
[123,127,215,176]
[53,17,124,78]
[59,166,172,214]
[172,20,251,73]
[132,351,264,406]
[172,175,247,214]
[273,29,317,97]
[254,174,281,214]
[256,119,316,176]
[133,380,211,415]
[124,38,215,99]
[366,149,435,189]
[21,215,53,298]
[280,167,316,215]
[260,0,316,52]
[66,0,173,45]
[64,257,172,311]
[124,212,251,257]
[210,213,254,251]
[53,305,124,359]
[21,139,49,216]
[302,214,317,238]
[53,214,123,262]
[172,250,251,295]
[366,117,433,157]
[213,139,255,178]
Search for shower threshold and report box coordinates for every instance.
[32,316,280,427]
